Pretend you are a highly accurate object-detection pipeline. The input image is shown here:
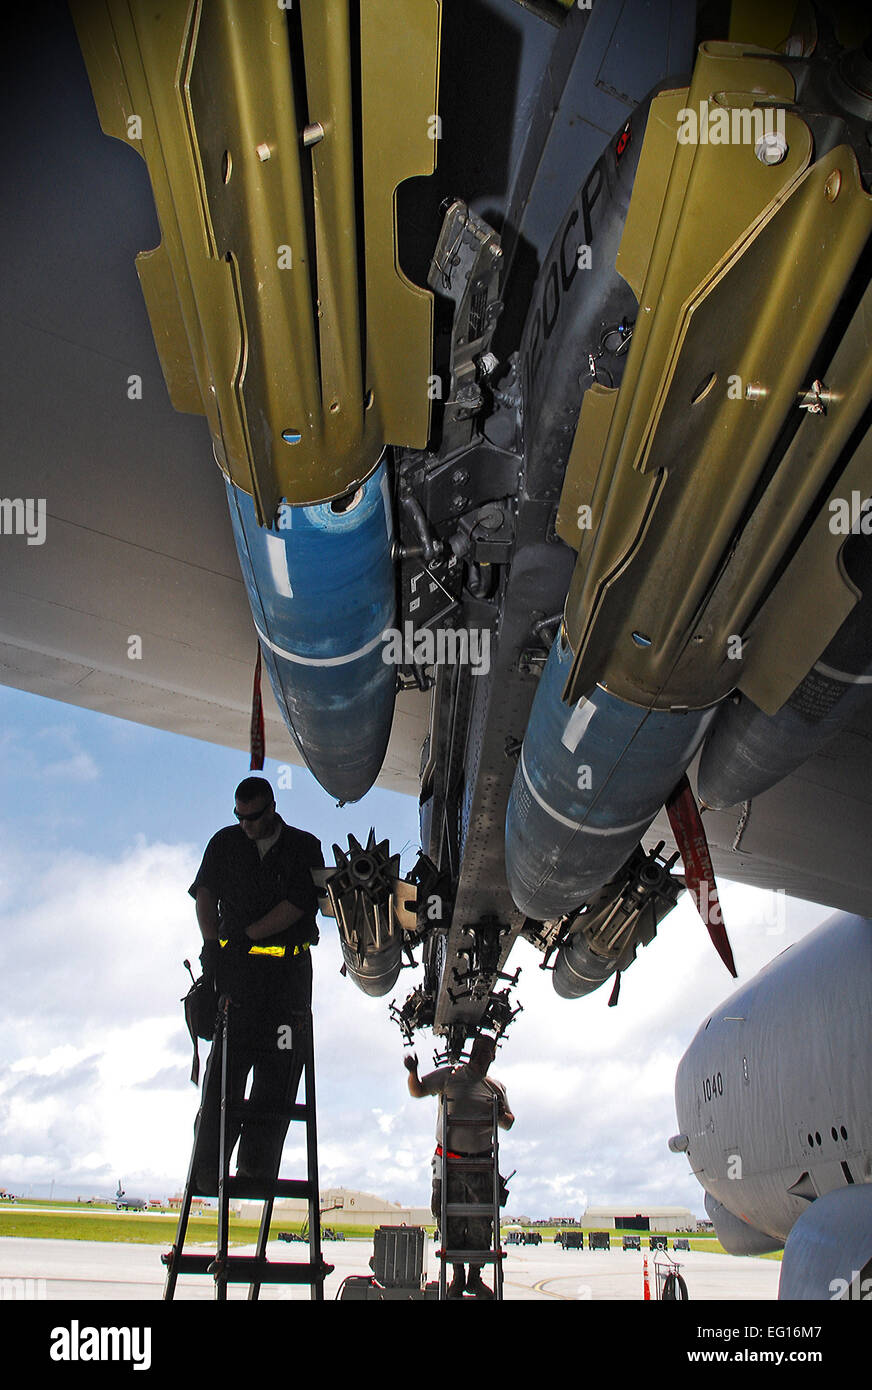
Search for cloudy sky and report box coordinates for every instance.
[0,682,830,1219]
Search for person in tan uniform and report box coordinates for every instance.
[406,1034,514,1299]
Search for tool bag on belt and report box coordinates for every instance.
[181,959,218,1085]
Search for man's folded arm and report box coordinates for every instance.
[245,899,305,941]
[246,849,325,943]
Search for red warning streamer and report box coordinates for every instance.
[250,644,265,771]
[665,775,736,978]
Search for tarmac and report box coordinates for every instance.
[0,1235,781,1300]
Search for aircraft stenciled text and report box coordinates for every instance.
[527,158,604,385]
[701,1070,723,1103]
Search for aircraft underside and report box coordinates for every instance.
[60,0,872,1061]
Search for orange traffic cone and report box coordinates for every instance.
[643,1255,651,1300]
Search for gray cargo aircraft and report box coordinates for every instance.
[114,1180,148,1212]
[2,0,872,1300]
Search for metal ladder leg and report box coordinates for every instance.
[439,1092,448,1300]
[214,999,232,1300]
[491,1094,504,1301]
[243,1008,325,1301]
[162,1002,227,1301]
[246,1012,308,1300]
[300,1012,326,1302]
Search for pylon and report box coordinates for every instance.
[643,1255,651,1300]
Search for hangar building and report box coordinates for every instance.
[234,1185,432,1228]
[581,1205,696,1233]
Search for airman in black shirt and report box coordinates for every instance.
[189,776,324,1192]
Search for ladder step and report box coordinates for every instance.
[445,1203,500,1216]
[162,1252,333,1283]
[223,1177,312,1200]
[444,1157,494,1170]
[439,1250,504,1262]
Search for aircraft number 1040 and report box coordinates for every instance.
[702,1071,724,1103]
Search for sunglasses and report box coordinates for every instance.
[234,803,271,823]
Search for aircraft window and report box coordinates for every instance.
[815,1131,822,1146]
[807,1133,814,1147]
[841,1126,848,1141]
[832,1127,838,1142]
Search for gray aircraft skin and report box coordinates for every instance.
[670,912,872,1300]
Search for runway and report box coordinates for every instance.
[0,1236,780,1301]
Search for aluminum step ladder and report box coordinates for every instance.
[162,999,332,1300]
[436,1091,504,1300]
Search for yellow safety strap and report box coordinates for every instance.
[218,939,310,957]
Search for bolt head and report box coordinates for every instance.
[755,131,788,165]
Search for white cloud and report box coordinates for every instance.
[40,751,100,782]
[33,723,101,782]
